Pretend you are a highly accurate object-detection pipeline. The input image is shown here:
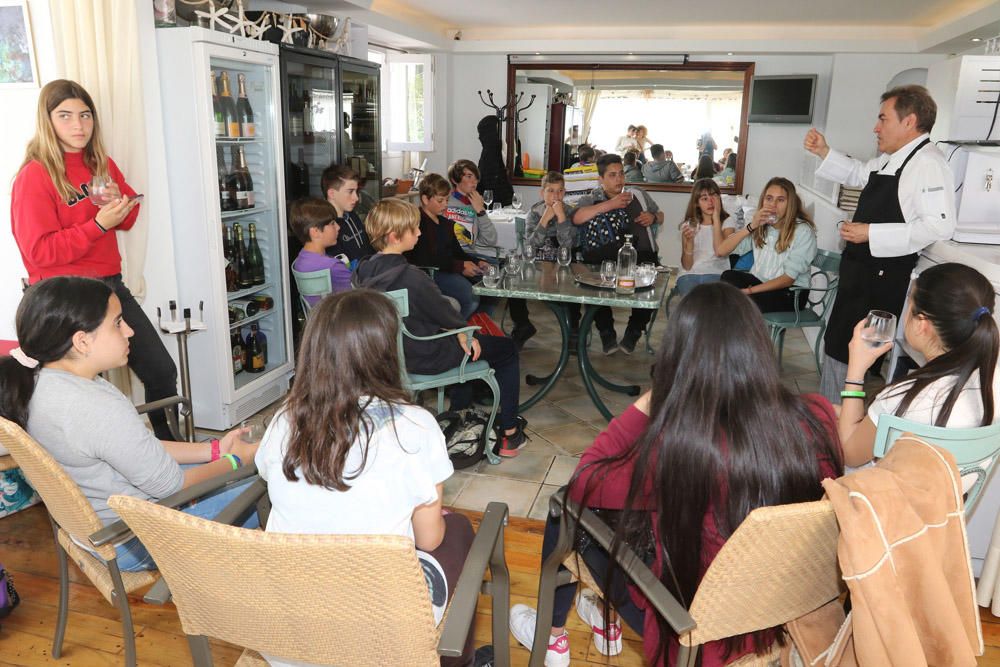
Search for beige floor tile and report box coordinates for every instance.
[780,352,820,376]
[536,422,601,456]
[529,484,562,520]
[545,455,580,487]
[477,450,555,483]
[443,471,475,506]
[520,401,580,430]
[556,393,633,423]
[451,476,540,517]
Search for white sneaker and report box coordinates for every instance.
[575,589,623,656]
[509,604,571,667]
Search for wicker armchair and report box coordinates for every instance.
[0,416,258,666]
[108,492,512,666]
[530,487,842,667]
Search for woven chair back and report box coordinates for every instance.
[682,499,841,646]
[0,417,114,560]
[109,495,442,666]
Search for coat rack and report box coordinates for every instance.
[477,89,537,125]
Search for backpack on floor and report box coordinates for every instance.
[0,563,20,626]
[436,409,496,469]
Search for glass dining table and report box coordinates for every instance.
[473,261,672,421]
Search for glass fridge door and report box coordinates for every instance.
[283,55,339,200]
[339,60,381,215]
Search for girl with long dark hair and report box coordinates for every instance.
[675,178,736,295]
[718,177,818,313]
[0,277,257,571]
[254,289,475,666]
[838,263,999,475]
[10,79,177,439]
[509,282,842,667]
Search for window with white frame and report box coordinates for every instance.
[384,53,434,152]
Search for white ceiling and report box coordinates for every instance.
[298,0,1000,53]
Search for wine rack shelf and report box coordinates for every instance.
[229,308,275,331]
[221,205,270,220]
[226,282,274,301]
[216,137,263,144]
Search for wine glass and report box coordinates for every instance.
[557,244,572,268]
[600,260,616,285]
[524,243,535,263]
[87,175,117,206]
[861,310,897,348]
[511,193,522,211]
[483,189,494,209]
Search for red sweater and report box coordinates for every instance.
[569,395,841,666]
[11,152,139,282]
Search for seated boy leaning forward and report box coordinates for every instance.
[573,154,664,355]
[289,197,352,308]
[321,164,374,265]
[353,199,529,457]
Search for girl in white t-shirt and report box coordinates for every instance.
[255,288,475,666]
[838,263,999,468]
[676,178,737,295]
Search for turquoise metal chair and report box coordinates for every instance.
[384,289,502,464]
[873,414,1000,514]
[762,249,841,373]
[291,266,333,315]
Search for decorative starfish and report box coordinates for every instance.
[245,12,271,40]
[194,1,236,33]
[226,0,251,37]
[278,13,304,44]
[330,17,351,54]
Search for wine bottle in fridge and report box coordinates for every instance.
[227,146,249,210]
[236,73,255,137]
[233,223,253,288]
[211,71,225,137]
[234,145,255,208]
[244,324,266,373]
[231,328,244,374]
[217,146,232,211]
[247,222,265,285]
[218,71,240,138]
[223,224,238,291]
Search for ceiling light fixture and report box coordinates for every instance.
[972,38,983,42]
[727,52,734,56]
[510,53,688,65]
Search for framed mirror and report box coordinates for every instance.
[505,60,754,193]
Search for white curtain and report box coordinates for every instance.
[51,0,148,298]
[576,89,601,145]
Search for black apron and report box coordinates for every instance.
[823,138,929,363]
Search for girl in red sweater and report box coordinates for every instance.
[509,282,843,667]
[11,79,177,439]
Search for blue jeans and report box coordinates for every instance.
[434,271,479,320]
[112,465,259,571]
[674,273,721,296]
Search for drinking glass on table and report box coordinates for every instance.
[523,243,535,263]
[861,310,897,348]
[88,175,118,206]
[483,189,494,209]
[511,193,522,211]
[600,260,616,285]
[491,202,502,213]
[506,252,523,276]
[482,264,501,288]
[557,244,572,268]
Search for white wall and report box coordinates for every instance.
[0,0,56,340]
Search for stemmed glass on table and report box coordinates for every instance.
[483,189,494,210]
[511,193,522,211]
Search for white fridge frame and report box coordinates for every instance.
[157,27,293,429]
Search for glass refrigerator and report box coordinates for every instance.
[156,27,294,430]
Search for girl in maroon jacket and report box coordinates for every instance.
[11,79,177,439]
[509,282,843,667]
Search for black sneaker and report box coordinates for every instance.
[510,322,537,350]
[601,332,619,356]
[620,329,641,355]
[494,422,528,458]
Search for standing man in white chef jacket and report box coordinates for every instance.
[804,85,957,402]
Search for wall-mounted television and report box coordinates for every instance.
[748,75,817,124]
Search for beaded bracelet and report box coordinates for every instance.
[221,453,241,470]
[840,390,866,400]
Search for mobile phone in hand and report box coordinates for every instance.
[128,194,145,203]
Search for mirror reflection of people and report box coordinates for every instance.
[676,179,737,295]
[697,131,717,161]
[573,154,663,354]
[714,152,738,187]
[837,264,998,489]
[633,125,652,161]
[717,177,818,313]
[642,144,684,183]
[803,85,956,403]
[571,144,596,168]
[622,149,644,182]
[715,147,733,172]
[690,154,715,181]
[507,282,842,667]
[615,125,638,154]
[10,79,177,440]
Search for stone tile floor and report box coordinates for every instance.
[440,300,821,519]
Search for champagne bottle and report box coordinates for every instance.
[245,324,266,373]
[231,328,245,374]
[229,298,260,317]
[233,223,253,288]
[217,146,232,211]
[237,146,255,208]
[223,224,238,291]
[218,71,240,138]
[228,305,245,323]
[251,294,274,310]
[236,73,255,137]
[247,223,265,285]
[615,234,637,296]
[211,71,225,137]
[228,146,249,210]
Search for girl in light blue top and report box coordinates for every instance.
[717,177,818,313]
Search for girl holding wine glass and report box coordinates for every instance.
[10,79,178,440]
[838,263,1000,472]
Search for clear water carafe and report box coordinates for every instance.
[615,234,637,295]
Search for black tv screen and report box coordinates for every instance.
[749,75,817,124]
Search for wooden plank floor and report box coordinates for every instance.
[2,502,1000,666]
